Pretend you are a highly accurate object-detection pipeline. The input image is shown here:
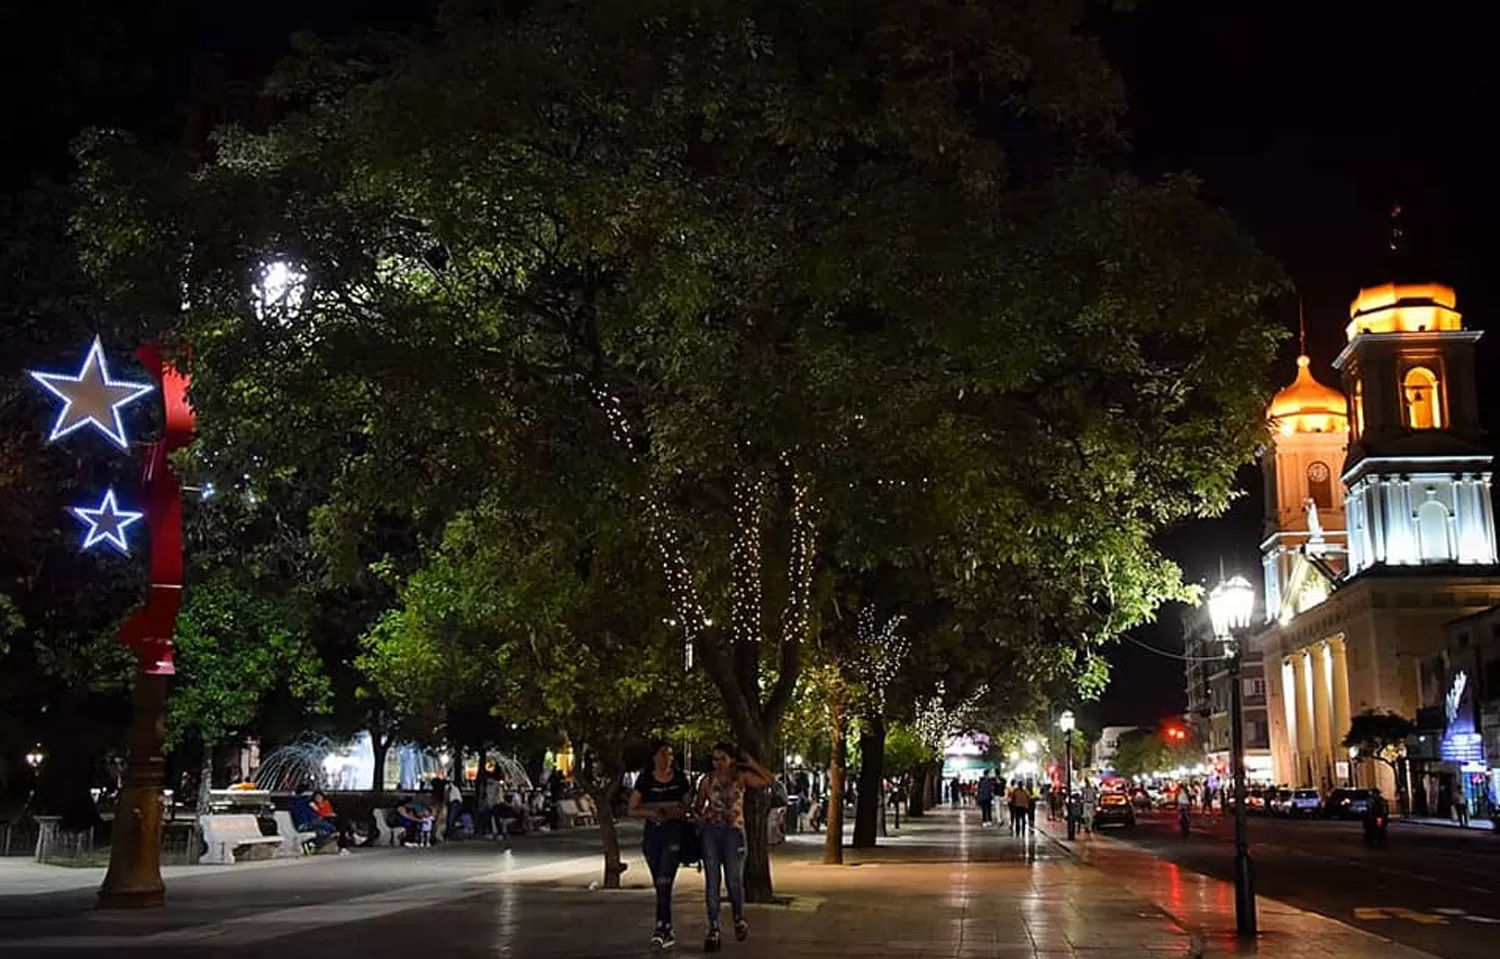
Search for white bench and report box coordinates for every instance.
[370,808,406,846]
[556,799,595,828]
[199,815,281,864]
[272,810,319,857]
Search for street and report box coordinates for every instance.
[1083,808,1500,959]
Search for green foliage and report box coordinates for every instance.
[70,0,1288,801]
[1343,710,1415,764]
[883,722,930,775]
[1107,727,1202,780]
[169,570,330,748]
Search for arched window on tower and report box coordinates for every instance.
[1403,367,1443,430]
[1417,499,1452,562]
[1353,379,1365,436]
[1307,461,1333,510]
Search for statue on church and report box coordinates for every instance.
[1305,497,1325,546]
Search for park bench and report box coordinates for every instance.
[556,799,595,828]
[272,810,320,857]
[370,807,406,846]
[199,814,281,865]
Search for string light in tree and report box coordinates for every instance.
[730,472,767,648]
[779,459,816,647]
[854,608,909,713]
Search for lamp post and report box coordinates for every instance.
[1059,711,1076,840]
[1209,574,1258,939]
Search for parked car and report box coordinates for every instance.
[1323,788,1373,819]
[1094,791,1137,829]
[1267,788,1294,816]
[1287,789,1323,817]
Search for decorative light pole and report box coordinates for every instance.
[25,748,45,771]
[1209,574,1258,939]
[1059,710,1076,840]
[28,336,195,909]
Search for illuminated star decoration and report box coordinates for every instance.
[71,489,144,555]
[29,337,154,449]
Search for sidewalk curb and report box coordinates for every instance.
[1033,824,1206,959]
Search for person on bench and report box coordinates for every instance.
[388,797,433,845]
[307,791,358,850]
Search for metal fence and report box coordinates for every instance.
[1,821,198,866]
[0,822,39,857]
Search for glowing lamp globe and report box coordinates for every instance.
[1059,710,1076,733]
[1209,575,1256,640]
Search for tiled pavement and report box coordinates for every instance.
[0,807,1443,957]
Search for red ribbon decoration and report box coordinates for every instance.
[116,344,196,675]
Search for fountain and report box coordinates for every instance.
[486,753,533,790]
[254,734,336,792]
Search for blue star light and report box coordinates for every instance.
[29,337,154,449]
[71,489,144,555]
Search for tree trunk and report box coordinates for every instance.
[370,733,390,795]
[743,786,772,899]
[824,699,847,864]
[852,714,885,848]
[595,778,627,888]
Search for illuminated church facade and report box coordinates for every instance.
[1256,278,1500,801]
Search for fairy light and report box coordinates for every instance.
[731,472,767,647]
[779,467,816,647]
[853,608,909,713]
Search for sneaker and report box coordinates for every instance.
[703,928,721,953]
[658,925,676,948]
[650,927,665,947]
[733,918,749,942]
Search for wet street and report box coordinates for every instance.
[1079,808,1500,959]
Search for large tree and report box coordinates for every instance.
[75,0,1284,896]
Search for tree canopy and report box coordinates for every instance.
[69,0,1286,889]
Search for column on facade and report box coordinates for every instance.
[1309,642,1334,788]
[1369,479,1387,565]
[1329,637,1353,784]
[1292,651,1314,786]
[1276,657,1297,786]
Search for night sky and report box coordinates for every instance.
[6,1,1496,727]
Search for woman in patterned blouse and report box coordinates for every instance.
[693,742,774,951]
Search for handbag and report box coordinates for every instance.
[677,818,702,867]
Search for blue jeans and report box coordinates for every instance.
[700,823,746,928]
[642,821,683,927]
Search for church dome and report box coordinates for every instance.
[1268,355,1348,435]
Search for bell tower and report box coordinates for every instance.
[1335,275,1496,571]
[1261,342,1350,621]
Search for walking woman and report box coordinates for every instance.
[694,743,774,952]
[629,741,693,949]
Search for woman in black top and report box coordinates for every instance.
[629,740,692,948]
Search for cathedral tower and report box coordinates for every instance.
[1261,351,1349,620]
[1335,280,1496,570]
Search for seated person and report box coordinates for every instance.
[388,797,433,845]
[309,791,358,850]
[289,793,335,848]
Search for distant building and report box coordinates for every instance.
[1405,607,1500,818]
[1091,725,1141,773]
[1185,610,1272,783]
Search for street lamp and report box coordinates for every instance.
[1209,574,1258,939]
[25,747,45,770]
[1059,711,1077,840]
[1023,739,1038,757]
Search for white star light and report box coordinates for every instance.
[29,337,154,449]
[71,489,144,555]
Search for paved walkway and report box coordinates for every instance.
[0,807,1450,957]
[1034,816,1440,958]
